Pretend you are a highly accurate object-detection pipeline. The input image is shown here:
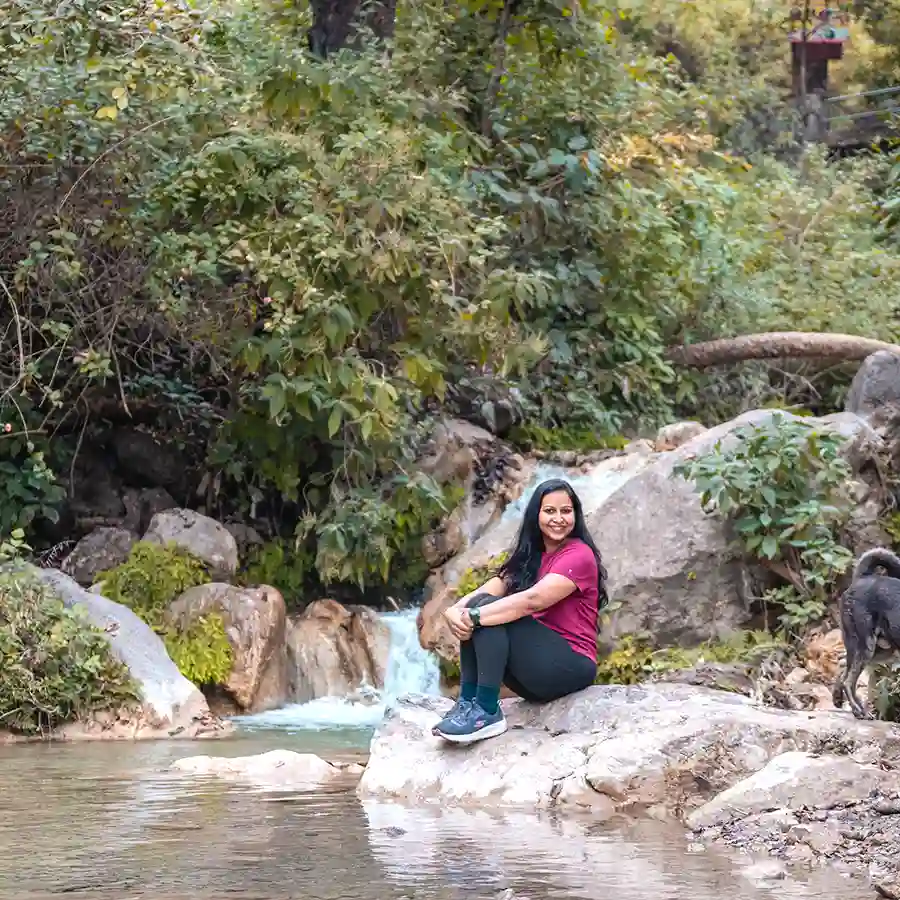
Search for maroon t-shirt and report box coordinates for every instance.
[532,539,600,661]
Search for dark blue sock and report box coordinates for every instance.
[475,685,500,714]
[460,682,476,702]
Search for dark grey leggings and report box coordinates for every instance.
[460,593,597,702]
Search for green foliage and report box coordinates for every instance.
[509,425,628,453]
[4,0,900,592]
[882,511,900,548]
[452,552,510,600]
[99,542,211,629]
[0,528,30,564]
[674,414,854,634]
[0,570,140,735]
[98,542,232,686]
[0,421,66,543]
[164,613,233,687]
[240,540,312,607]
[595,630,783,686]
[870,661,900,722]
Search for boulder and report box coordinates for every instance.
[287,599,391,702]
[592,410,870,647]
[143,508,238,578]
[21,567,230,741]
[845,350,900,419]
[167,583,289,713]
[654,420,708,451]
[357,684,900,812]
[171,749,363,791]
[62,526,137,586]
[687,751,896,829]
[419,408,876,662]
[122,486,177,534]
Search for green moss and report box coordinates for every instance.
[439,654,460,684]
[452,552,509,600]
[0,570,140,735]
[98,541,232,687]
[164,613,233,686]
[98,541,211,628]
[509,425,628,453]
[595,630,784,686]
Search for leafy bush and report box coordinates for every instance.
[673,414,854,633]
[240,539,312,609]
[98,542,232,686]
[0,570,139,735]
[595,630,783,686]
[99,542,211,628]
[3,0,900,596]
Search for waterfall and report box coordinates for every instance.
[500,456,651,523]
[237,608,440,732]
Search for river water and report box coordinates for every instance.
[0,610,875,899]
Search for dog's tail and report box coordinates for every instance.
[853,547,900,581]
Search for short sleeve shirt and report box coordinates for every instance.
[532,539,600,661]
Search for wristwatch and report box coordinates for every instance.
[469,607,482,628]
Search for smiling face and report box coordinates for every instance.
[538,489,576,550]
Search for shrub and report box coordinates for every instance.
[0,570,140,735]
[98,541,233,686]
[595,630,783,686]
[98,541,211,628]
[673,414,854,634]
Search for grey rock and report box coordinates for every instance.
[143,508,238,578]
[358,684,900,811]
[62,526,137,586]
[846,350,900,419]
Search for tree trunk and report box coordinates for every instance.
[308,0,397,57]
[667,332,900,369]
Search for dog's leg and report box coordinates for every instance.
[831,668,846,709]
[845,634,877,720]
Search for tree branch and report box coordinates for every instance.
[667,332,900,369]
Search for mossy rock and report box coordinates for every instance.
[97,541,232,687]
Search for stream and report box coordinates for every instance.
[0,611,875,899]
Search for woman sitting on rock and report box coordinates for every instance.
[435,478,607,745]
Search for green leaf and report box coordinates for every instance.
[760,536,779,559]
[327,406,342,438]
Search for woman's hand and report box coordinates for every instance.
[443,606,473,642]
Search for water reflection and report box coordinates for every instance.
[0,736,873,900]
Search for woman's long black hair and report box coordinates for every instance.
[497,478,608,607]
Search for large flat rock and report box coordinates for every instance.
[357,684,900,814]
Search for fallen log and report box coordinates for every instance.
[667,332,900,369]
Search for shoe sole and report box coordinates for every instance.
[436,718,508,745]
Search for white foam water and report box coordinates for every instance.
[236,608,441,733]
[500,456,649,523]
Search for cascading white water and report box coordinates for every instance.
[500,459,646,523]
[236,608,440,732]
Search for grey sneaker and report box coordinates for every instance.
[434,700,507,745]
[431,697,472,736]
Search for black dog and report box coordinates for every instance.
[832,548,900,719]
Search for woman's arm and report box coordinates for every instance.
[451,575,507,610]
[464,574,575,627]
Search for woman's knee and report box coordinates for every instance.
[464,591,497,610]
